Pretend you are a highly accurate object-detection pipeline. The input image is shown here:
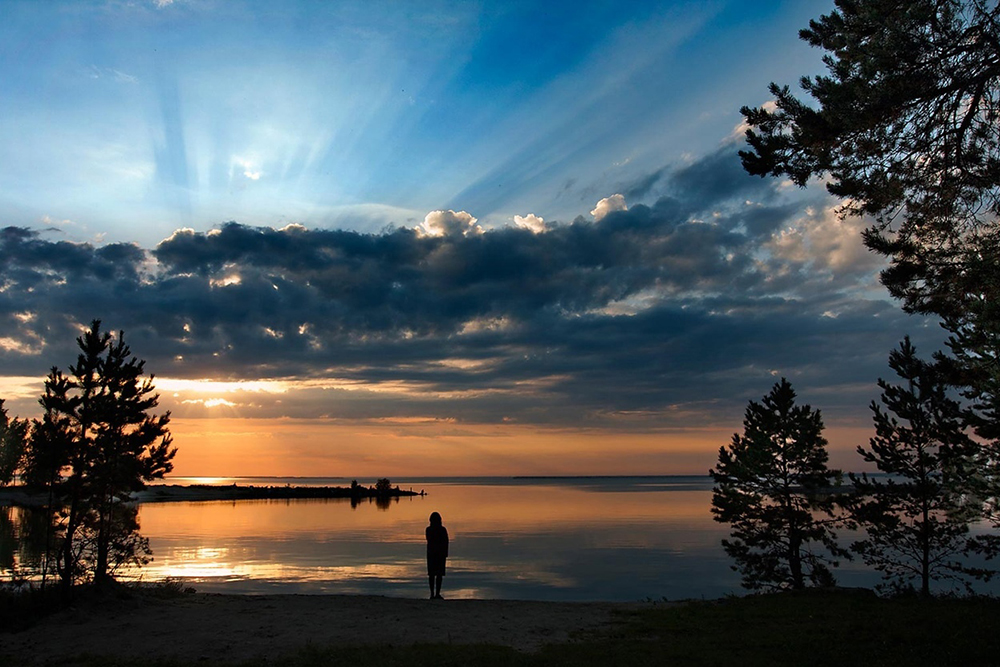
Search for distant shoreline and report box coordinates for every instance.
[0,483,425,507]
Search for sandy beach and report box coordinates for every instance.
[1,592,651,664]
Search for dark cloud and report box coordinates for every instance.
[617,146,795,239]
[666,145,771,208]
[0,164,939,430]
[622,166,667,202]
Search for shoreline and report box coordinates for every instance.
[0,483,425,507]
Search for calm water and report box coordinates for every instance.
[2,476,916,600]
[128,476,879,601]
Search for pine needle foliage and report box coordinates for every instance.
[711,379,847,591]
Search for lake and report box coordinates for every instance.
[127,476,879,601]
[10,475,961,600]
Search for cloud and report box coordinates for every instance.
[417,209,482,237]
[622,167,667,202]
[513,214,547,234]
[0,165,931,433]
[234,157,263,181]
[40,215,75,228]
[591,194,627,221]
[110,69,139,84]
[729,100,778,140]
[87,66,139,84]
[766,204,882,276]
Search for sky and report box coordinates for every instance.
[0,0,944,477]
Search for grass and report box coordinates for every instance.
[540,588,1000,667]
[4,588,1000,667]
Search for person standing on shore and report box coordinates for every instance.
[426,511,449,599]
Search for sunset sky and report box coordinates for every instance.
[0,0,942,476]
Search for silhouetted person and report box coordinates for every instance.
[426,511,449,599]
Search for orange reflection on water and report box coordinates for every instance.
[130,481,721,594]
[138,482,712,540]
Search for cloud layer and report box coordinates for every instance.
[0,148,936,430]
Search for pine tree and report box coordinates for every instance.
[22,320,175,590]
[850,337,989,596]
[711,379,847,590]
[0,399,28,486]
[739,0,1000,323]
[23,385,76,591]
[935,240,1000,537]
[739,0,1000,577]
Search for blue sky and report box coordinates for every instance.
[0,0,944,475]
[2,0,829,244]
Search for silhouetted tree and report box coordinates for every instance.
[933,241,1000,539]
[22,320,175,591]
[740,0,1000,325]
[375,478,393,495]
[0,399,28,486]
[850,338,991,595]
[711,379,847,590]
[739,0,1000,567]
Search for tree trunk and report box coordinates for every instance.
[57,499,80,598]
[921,501,931,598]
[94,492,110,587]
[789,533,804,589]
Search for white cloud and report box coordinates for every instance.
[417,210,482,237]
[40,215,74,228]
[158,378,290,394]
[730,100,778,140]
[0,335,43,355]
[161,227,197,244]
[87,66,138,84]
[110,69,138,84]
[234,157,263,181]
[513,213,547,234]
[181,398,238,408]
[154,0,176,7]
[591,194,627,222]
[766,204,883,276]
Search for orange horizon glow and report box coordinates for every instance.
[2,374,880,478]
[166,417,876,478]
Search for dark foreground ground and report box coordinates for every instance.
[1,587,999,666]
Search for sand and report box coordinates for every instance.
[1,592,653,664]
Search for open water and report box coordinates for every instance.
[15,475,990,600]
[126,476,880,600]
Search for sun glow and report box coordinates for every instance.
[157,378,291,394]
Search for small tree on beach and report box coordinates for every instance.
[739,2,1000,519]
[0,399,28,486]
[22,320,175,591]
[711,379,847,590]
[850,338,991,595]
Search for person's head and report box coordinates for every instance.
[429,511,442,526]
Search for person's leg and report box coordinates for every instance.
[428,575,435,598]
[435,575,443,597]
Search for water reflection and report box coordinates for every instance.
[122,478,747,600]
[0,505,50,578]
[6,477,994,599]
